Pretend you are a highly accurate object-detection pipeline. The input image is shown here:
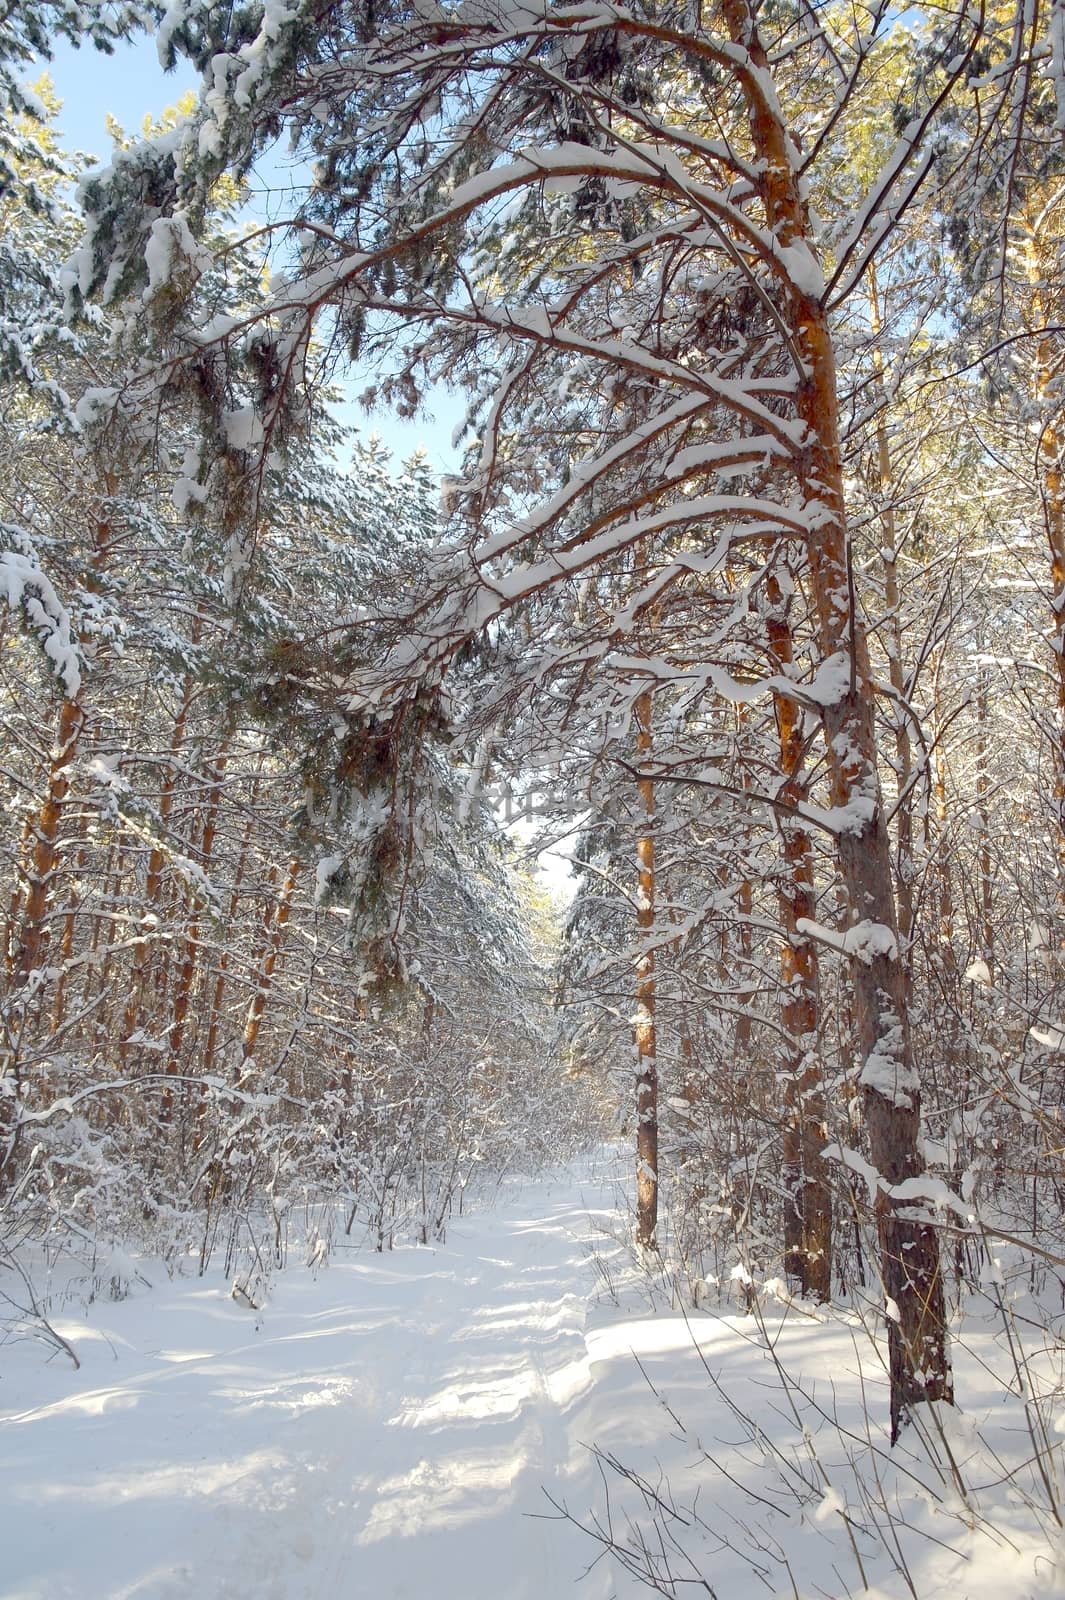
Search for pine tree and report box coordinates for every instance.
[67,0,1035,1431]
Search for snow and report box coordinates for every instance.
[314,851,344,904]
[795,916,898,965]
[859,1030,919,1109]
[142,214,212,301]
[1030,1021,1065,1052]
[775,238,825,299]
[2,1156,1063,1599]
[0,540,81,697]
[173,447,207,515]
[1046,0,1065,134]
[2,1170,607,1600]
[824,1144,974,1223]
[222,405,266,450]
[815,1483,845,1522]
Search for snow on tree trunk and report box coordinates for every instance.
[0,693,85,1184]
[162,748,228,1119]
[765,571,830,1303]
[723,0,951,1436]
[633,688,658,1250]
[869,268,916,974]
[241,856,301,1070]
[121,680,194,1057]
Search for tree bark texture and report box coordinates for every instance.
[162,751,228,1118]
[869,270,916,971]
[12,696,86,987]
[241,856,301,1070]
[633,687,658,1249]
[766,572,831,1302]
[121,683,194,1056]
[724,0,951,1437]
[1025,226,1065,889]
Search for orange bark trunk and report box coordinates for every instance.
[121,685,194,1055]
[13,696,86,986]
[240,857,301,1071]
[724,0,951,1437]
[162,752,228,1117]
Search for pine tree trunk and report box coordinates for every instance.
[723,0,951,1438]
[121,683,194,1056]
[12,696,86,986]
[51,825,89,1033]
[1025,228,1065,874]
[930,650,957,977]
[201,802,260,1083]
[870,270,916,973]
[88,841,131,1063]
[0,697,86,1184]
[633,688,658,1248]
[240,856,301,1072]
[766,572,830,1302]
[975,668,994,979]
[162,751,228,1118]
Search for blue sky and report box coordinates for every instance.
[30,25,570,888]
[43,33,197,162]
[36,30,461,473]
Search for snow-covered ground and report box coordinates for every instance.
[2,1154,1063,1599]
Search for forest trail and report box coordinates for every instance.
[0,1164,621,1600]
[3,1157,1060,1600]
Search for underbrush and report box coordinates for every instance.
[567,1176,1065,1599]
[0,1077,608,1361]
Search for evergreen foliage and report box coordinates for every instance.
[5,0,1065,1459]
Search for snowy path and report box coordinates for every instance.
[0,1173,615,1600]
[3,1160,1062,1599]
